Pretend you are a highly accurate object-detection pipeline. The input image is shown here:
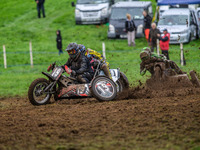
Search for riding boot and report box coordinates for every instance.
[77,75,89,83]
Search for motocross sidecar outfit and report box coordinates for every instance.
[28,62,129,105]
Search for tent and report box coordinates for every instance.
[157,0,200,5]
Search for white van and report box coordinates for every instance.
[108,1,152,38]
[72,0,112,24]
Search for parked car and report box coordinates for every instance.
[107,1,152,39]
[157,8,200,44]
[195,8,200,36]
[158,4,199,19]
[71,0,113,24]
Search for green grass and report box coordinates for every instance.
[0,0,200,96]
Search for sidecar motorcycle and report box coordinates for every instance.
[28,62,129,105]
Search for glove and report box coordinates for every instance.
[71,70,76,76]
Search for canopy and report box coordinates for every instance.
[157,0,200,5]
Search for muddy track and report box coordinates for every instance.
[0,87,200,150]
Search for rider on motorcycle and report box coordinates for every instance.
[140,47,185,76]
[64,43,94,83]
[79,47,112,79]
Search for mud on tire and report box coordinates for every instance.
[28,78,51,106]
[120,72,129,89]
[91,76,117,102]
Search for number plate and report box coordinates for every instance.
[51,67,63,80]
[120,34,127,38]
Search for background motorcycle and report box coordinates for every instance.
[145,61,200,87]
[28,62,129,105]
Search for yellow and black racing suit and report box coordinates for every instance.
[86,48,112,79]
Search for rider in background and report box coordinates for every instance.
[64,43,94,83]
[140,47,185,76]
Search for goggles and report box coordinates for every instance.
[67,49,76,55]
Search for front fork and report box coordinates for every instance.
[44,80,57,94]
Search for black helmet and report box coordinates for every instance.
[65,43,80,60]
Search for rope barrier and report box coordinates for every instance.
[1,43,199,70]
[0,59,199,69]
[0,47,199,55]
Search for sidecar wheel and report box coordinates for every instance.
[116,79,123,92]
[28,78,51,106]
[91,76,117,102]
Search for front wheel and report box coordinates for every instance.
[28,78,51,106]
[91,76,117,102]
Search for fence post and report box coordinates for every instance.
[156,39,160,55]
[3,45,7,69]
[102,42,106,59]
[180,43,186,66]
[29,41,33,68]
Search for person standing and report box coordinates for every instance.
[148,23,161,52]
[56,30,63,55]
[158,29,170,60]
[35,0,45,18]
[143,10,152,42]
[125,14,136,47]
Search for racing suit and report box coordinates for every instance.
[64,53,94,83]
[86,49,112,79]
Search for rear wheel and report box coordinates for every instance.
[116,79,123,92]
[116,72,129,92]
[91,76,117,102]
[28,78,51,106]
[120,72,129,89]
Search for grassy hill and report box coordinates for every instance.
[0,0,200,96]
